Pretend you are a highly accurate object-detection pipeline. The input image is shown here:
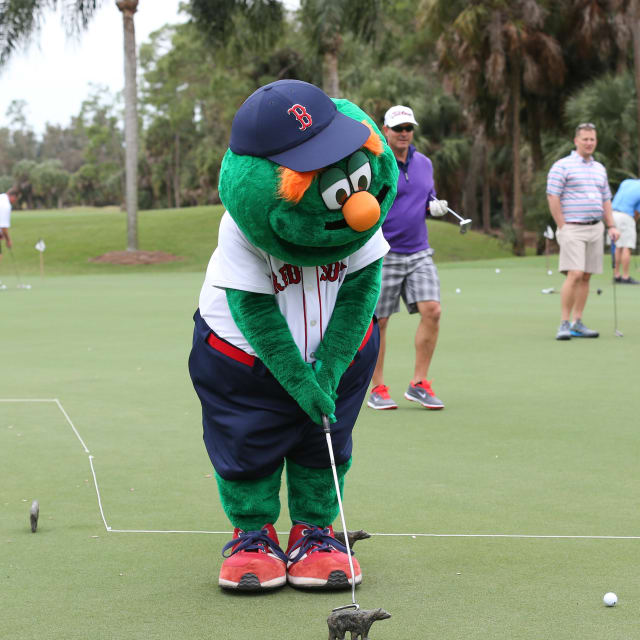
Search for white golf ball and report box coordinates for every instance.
[455,288,461,294]
[603,592,617,607]
[495,268,501,273]
[547,270,553,275]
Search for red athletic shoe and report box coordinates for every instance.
[286,523,362,589]
[219,523,287,590]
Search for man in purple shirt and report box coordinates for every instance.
[547,123,619,340]
[367,105,448,411]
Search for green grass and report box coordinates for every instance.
[5,206,514,276]
[1,210,635,638]
[2,252,640,639]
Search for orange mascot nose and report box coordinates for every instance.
[341,191,380,232]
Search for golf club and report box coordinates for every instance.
[429,197,472,233]
[543,225,554,273]
[8,246,31,289]
[611,241,623,337]
[322,414,391,639]
[322,414,359,611]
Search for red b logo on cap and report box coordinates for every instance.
[287,104,312,131]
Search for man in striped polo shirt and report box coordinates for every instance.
[546,123,620,340]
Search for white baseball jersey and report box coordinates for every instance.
[0,193,12,228]
[199,211,389,362]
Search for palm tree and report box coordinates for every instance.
[1,0,141,250]
[608,0,640,174]
[187,0,285,51]
[299,0,384,97]
[116,0,139,251]
[419,0,565,255]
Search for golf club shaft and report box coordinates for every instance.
[8,246,23,286]
[445,206,466,224]
[428,195,465,223]
[611,242,620,333]
[322,415,358,609]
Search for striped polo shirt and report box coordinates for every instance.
[546,150,612,222]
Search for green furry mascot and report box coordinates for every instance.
[188,79,398,591]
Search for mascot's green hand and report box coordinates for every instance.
[295,378,337,425]
[312,358,340,401]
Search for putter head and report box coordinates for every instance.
[615,330,624,337]
[332,603,360,612]
[459,219,472,234]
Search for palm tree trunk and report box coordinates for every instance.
[631,0,640,174]
[528,101,543,172]
[463,125,485,228]
[174,133,181,209]
[511,60,525,256]
[117,0,139,251]
[482,141,491,233]
[323,49,340,97]
[500,177,510,223]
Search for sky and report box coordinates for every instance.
[0,0,187,134]
[0,0,300,136]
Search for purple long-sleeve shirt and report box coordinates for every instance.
[381,145,436,254]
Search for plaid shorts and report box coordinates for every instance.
[375,249,440,317]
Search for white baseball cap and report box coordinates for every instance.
[384,105,418,128]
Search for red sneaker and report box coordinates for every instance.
[286,523,362,589]
[219,524,287,590]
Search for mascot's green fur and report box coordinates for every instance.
[192,90,397,536]
[215,98,397,530]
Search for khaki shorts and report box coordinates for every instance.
[557,221,604,274]
[611,211,637,249]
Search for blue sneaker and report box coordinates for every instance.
[556,321,571,340]
[570,319,599,338]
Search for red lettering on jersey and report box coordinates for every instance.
[284,264,301,284]
[287,104,313,131]
[272,264,302,293]
[272,270,285,293]
[319,261,347,282]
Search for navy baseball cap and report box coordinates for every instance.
[229,79,371,172]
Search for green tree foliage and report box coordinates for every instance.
[299,0,386,96]
[0,0,102,64]
[31,159,70,208]
[2,0,639,259]
[564,71,638,184]
[187,0,284,48]
[0,173,13,192]
[12,158,37,207]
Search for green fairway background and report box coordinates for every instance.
[2,210,640,639]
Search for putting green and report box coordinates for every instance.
[2,260,639,639]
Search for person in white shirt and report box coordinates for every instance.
[0,187,19,262]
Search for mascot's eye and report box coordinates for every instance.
[319,167,353,210]
[347,151,371,192]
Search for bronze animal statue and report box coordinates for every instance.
[327,607,391,640]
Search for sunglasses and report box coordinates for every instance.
[576,122,596,131]
[391,124,414,133]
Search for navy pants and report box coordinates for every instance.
[188,309,379,481]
